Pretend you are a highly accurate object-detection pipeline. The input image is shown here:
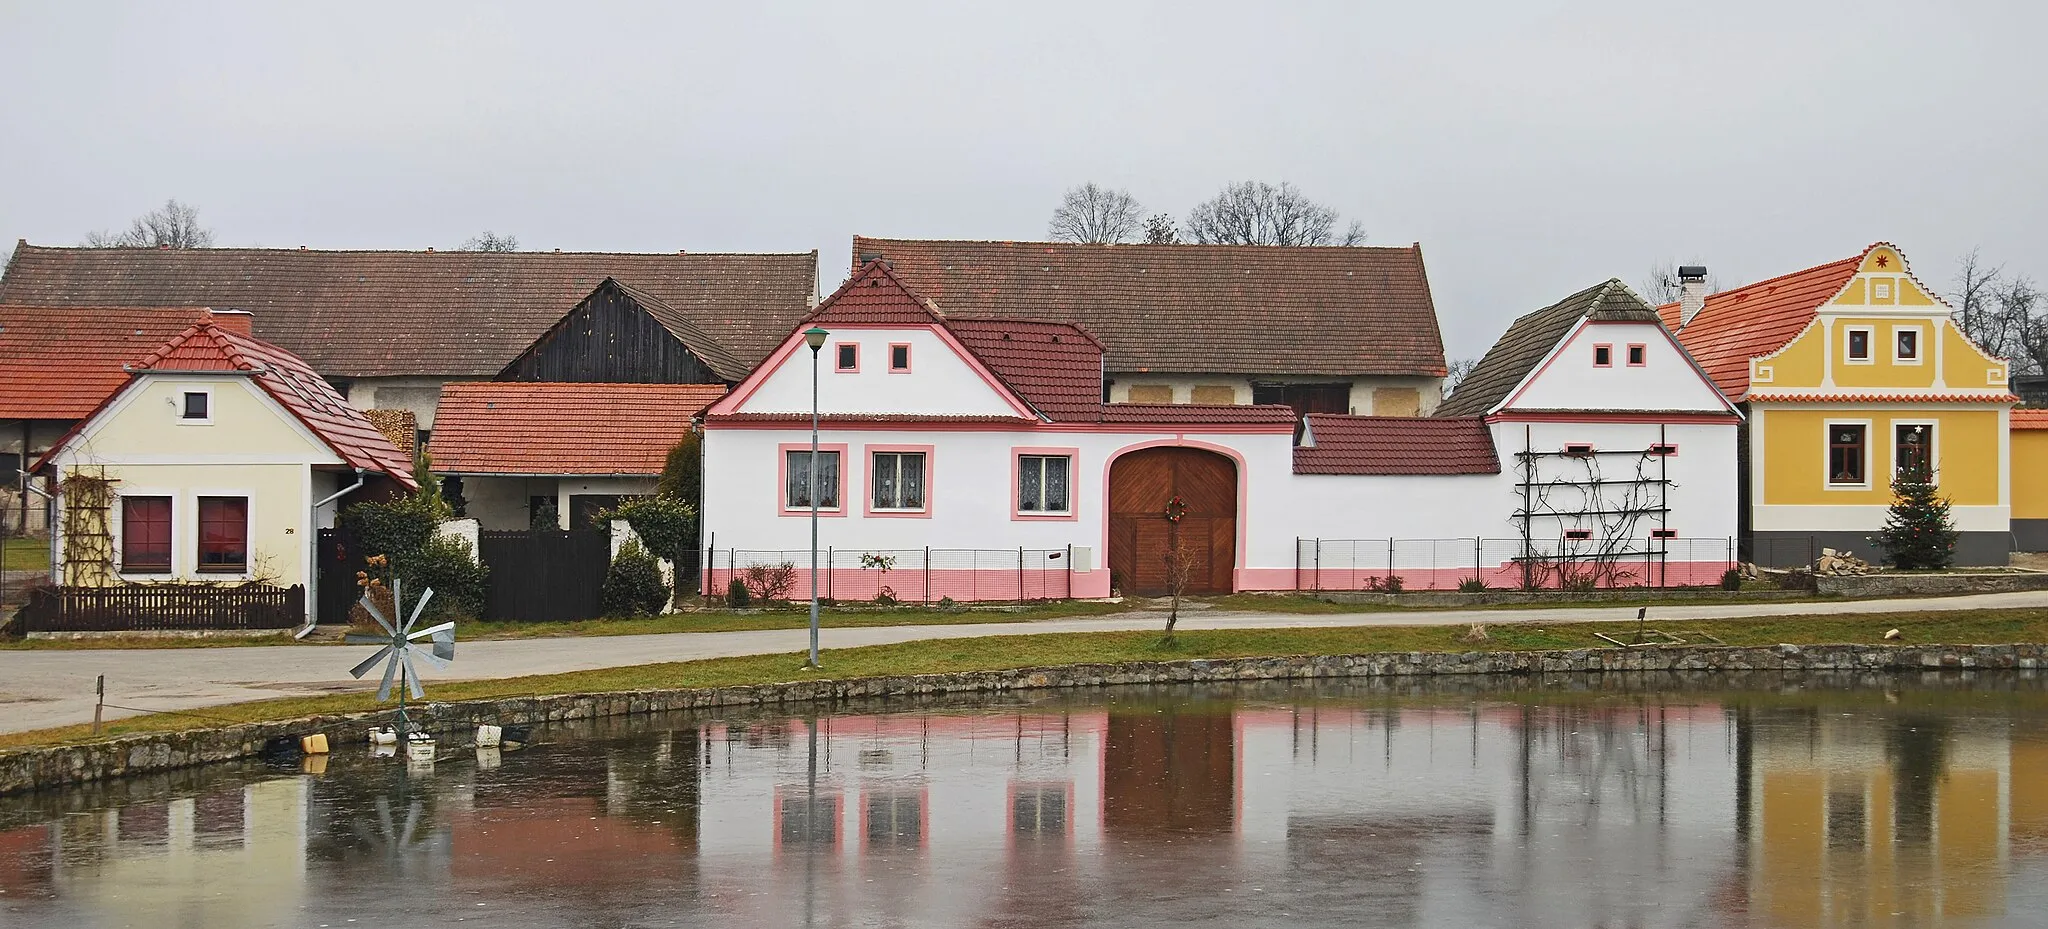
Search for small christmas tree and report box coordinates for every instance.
[1874,462,1959,569]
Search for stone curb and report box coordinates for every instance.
[4,642,2044,796]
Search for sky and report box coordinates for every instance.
[1,1,2042,362]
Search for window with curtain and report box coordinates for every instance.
[871,451,926,510]
[1829,424,1867,485]
[196,496,249,572]
[785,450,841,509]
[121,496,173,572]
[1017,455,1071,513]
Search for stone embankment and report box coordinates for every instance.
[4,642,2045,796]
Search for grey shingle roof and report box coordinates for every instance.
[1435,279,1661,417]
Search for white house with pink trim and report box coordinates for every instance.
[699,265,1739,600]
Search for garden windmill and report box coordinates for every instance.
[346,579,455,742]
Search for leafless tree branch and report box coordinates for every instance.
[83,199,214,248]
[458,231,520,252]
[1049,183,1142,244]
[1183,181,1360,247]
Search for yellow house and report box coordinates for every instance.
[39,311,416,623]
[1663,244,2014,566]
[2012,410,2048,550]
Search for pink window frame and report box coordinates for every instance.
[887,342,913,373]
[1012,446,1081,521]
[772,786,844,856]
[833,341,860,373]
[1563,442,1595,457]
[778,442,849,517]
[858,785,932,852]
[1648,443,1679,457]
[1626,343,1647,367]
[1592,343,1614,368]
[863,444,934,518]
[1650,529,1678,539]
[1563,529,1594,540]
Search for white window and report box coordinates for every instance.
[1018,455,1071,514]
[1845,326,1873,363]
[870,451,926,511]
[785,450,841,510]
[1895,327,1921,363]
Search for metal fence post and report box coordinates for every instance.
[1018,546,1027,603]
[1294,538,1301,592]
[826,546,834,601]
[1387,538,1395,587]
[1474,537,1482,588]
[1313,538,1322,592]
[924,546,931,604]
[1066,543,1074,599]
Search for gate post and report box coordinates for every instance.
[924,546,931,603]
[1018,547,1026,604]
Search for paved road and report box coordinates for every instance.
[4,590,2046,735]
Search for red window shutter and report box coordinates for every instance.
[121,496,173,572]
[197,496,249,572]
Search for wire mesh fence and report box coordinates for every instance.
[1294,537,1737,591]
[1,525,51,622]
[704,546,1077,604]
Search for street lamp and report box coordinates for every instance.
[803,326,829,668]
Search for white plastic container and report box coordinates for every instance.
[405,738,436,764]
[368,727,397,746]
[475,724,503,748]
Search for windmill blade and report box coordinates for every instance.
[414,647,450,671]
[361,594,397,638]
[344,633,394,646]
[350,645,395,680]
[406,621,454,642]
[376,647,403,701]
[430,627,455,663]
[401,649,426,701]
[401,799,422,846]
[402,588,437,634]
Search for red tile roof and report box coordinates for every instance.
[2014,410,2048,429]
[429,382,726,475]
[117,322,417,487]
[1098,403,1298,427]
[855,237,1447,378]
[1658,254,1861,398]
[945,318,1105,422]
[0,244,818,379]
[1294,414,1500,475]
[807,261,945,326]
[0,305,213,419]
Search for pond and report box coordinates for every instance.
[4,671,2048,928]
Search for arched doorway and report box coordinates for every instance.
[1107,446,1238,595]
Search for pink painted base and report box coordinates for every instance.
[1246,560,1733,592]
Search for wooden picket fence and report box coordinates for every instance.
[17,584,305,633]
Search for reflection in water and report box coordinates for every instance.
[4,674,2048,927]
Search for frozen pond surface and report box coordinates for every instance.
[5,671,2048,928]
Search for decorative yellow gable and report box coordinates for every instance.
[1749,244,2008,397]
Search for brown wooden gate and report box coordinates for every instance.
[1107,446,1237,595]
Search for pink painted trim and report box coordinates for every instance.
[777,441,849,518]
[887,342,912,373]
[1099,437,1248,588]
[710,332,810,414]
[862,443,934,518]
[1563,442,1595,457]
[1486,411,1738,424]
[834,341,860,373]
[1593,343,1614,368]
[1626,343,1647,367]
[1648,442,1679,456]
[1011,446,1081,521]
[706,418,1293,434]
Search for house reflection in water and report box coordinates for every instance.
[1744,707,2048,927]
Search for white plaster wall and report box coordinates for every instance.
[737,328,1023,417]
[557,477,657,527]
[1508,322,1729,413]
[1107,374,1444,416]
[1490,419,1741,542]
[342,376,462,429]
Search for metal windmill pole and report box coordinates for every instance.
[347,577,456,750]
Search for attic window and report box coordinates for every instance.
[181,390,211,422]
[1593,344,1613,367]
[1648,443,1678,456]
[1563,529,1594,541]
[1563,443,1595,457]
[1627,344,1646,366]
[835,343,859,373]
[889,343,911,373]
[1650,529,1678,539]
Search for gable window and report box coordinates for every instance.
[196,496,249,572]
[1627,344,1647,366]
[1018,454,1072,514]
[1895,328,1921,362]
[1648,443,1679,456]
[1593,344,1613,367]
[181,390,211,422]
[1563,443,1595,457]
[121,496,173,573]
[1013,785,1070,837]
[888,343,911,372]
[1563,529,1593,540]
[1650,528,1678,539]
[871,451,927,511]
[1895,423,1934,477]
[1829,424,1868,485]
[1846,327,1873,362]
[835,343,859,373]
[785,450,842,510]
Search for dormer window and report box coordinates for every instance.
[1593,344,1613,367]
[835,343,859,373]
[180,390,211,422]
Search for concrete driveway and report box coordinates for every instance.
[4,589,2045,736]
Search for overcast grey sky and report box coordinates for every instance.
[2,1,2041,361]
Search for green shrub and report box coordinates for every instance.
[407,534,489,621]
[603,541,671,617]
[337,493,482,620]
[726,577,751,608]
[605,496,697,565]
[1720,567,1744,591]
[1457,577,1489,593]
[337,494,442,565]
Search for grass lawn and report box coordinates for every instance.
[2,536,50,574]
[6,607,2043,751]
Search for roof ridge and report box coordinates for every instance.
[14,242,818,258]
[1652,252,1862,312]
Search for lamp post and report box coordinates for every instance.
[803,326,829,668]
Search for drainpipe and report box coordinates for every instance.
[301,470,368,637]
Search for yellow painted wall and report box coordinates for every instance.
[1828,319,1938,390]
[2015,430,2048,520]
[1943,324,2010,390]
[1759,406,2002,506]
[85,376,336,459]
[1754,322,1826,387]
[1760,772,1825,928]
[83,463,309,586]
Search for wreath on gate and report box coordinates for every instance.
[1163,495,1189,524]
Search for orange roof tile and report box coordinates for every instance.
[429,382,726,475]
[1295,415,1500,475]
[1658,255,1861,398]
[2010,409,2048,429]
[0,305,213,419]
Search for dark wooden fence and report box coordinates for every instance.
[478,529,609,622]
[18,584,306,633]
[315,527,369,625]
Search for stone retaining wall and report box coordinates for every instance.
[5,642,2046,796]
[1815,571,2048,598]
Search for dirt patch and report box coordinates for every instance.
[2012,553,2048,572]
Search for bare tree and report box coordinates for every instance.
[1182,181,1362,246]
[1161,526,1199,636]
[83,199,215,249]
[1997,275,2045,375]
[458,231,519,252]
[1442,357,1480,397]
[1048,183,1142,244]
[1950,248,2012,354]
[1639,259,1726,305]
[1142,213,1181,245]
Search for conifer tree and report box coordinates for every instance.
[1875,462,1959,569]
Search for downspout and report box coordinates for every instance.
[301,469,368,637]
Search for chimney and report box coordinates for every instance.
[208,308,254,337]
[1677,265,1709,328]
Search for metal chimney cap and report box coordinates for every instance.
[1678,265,1709,280]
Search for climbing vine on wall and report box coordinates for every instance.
[60,467,116,586]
